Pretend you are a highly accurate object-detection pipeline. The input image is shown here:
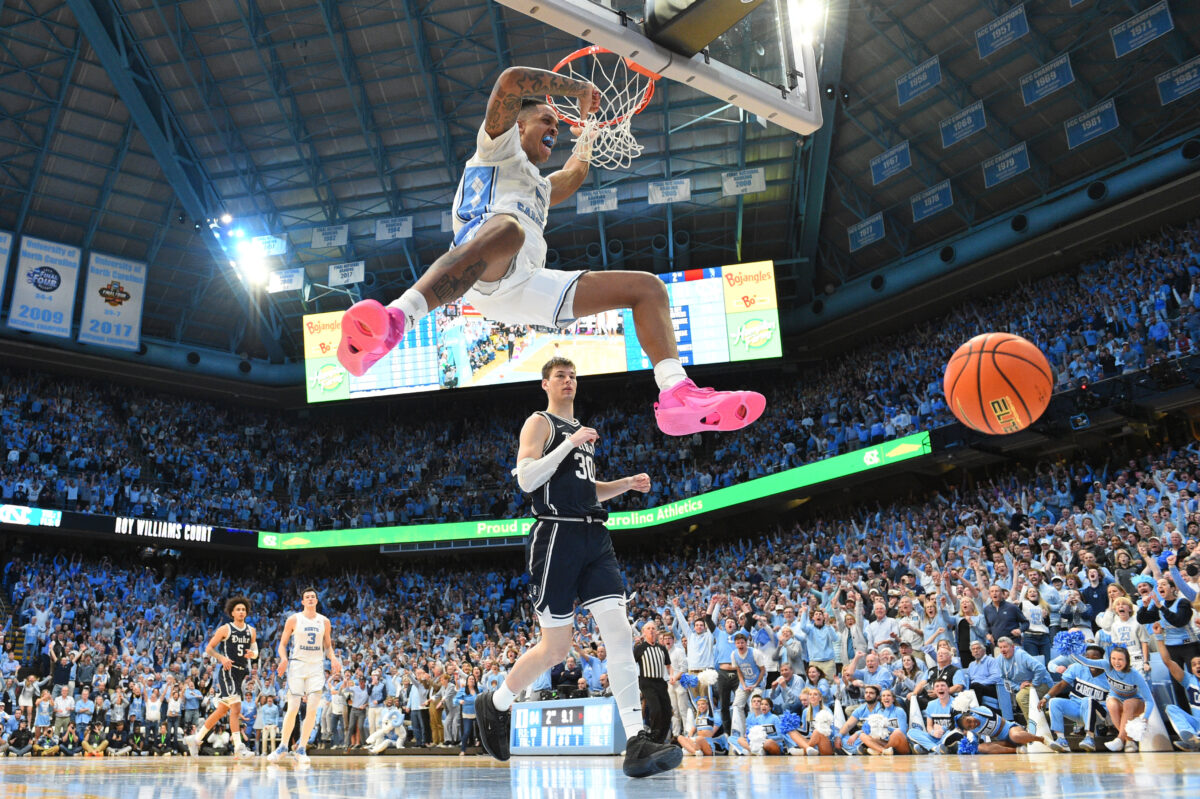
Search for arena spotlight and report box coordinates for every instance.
[221,213,233,225]
[232,228,245,239]
[786,0,824,47]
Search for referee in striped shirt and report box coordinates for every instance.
[634,622,673,743]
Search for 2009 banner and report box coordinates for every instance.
[7,236,80,339]
[78,252,146,351]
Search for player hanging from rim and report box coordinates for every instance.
[268,587,342,767]
[336,66,765,437]
[184,596,257,758]
[474,356,683,778]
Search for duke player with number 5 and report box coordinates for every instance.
[184,596,257,758]
[336,65,764,437]
[269,588,342,766]
[474,357,682,778]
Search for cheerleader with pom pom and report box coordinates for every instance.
[1071,644,1155,752]
[947,703,1046,754]
[1150,622,1200,751]
[856,689,911,756]
[734,695,785,756]
[782,688,835,756]
[675,696,722,757]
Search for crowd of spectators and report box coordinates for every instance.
[3,420,1200,757]
[1,218,1198,533]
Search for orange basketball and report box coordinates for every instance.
[943,333,1053,435]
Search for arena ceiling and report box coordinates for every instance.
[1,0,1197,363]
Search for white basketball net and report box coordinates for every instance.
[550,47,656,171]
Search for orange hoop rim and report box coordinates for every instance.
[548,45,659,128]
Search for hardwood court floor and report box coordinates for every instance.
[1,752,1197,799]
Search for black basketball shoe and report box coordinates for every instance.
[475,691,511,762]
[622,729,683,778]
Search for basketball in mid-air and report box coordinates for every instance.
[943,333,1053,435]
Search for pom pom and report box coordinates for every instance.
[957,731,978,755]
[866,713,891,741]
[679,673,699,689]
[951,691,977,713]
[748,726,767,754]
[814,709,834,737]
[698,669,719,687]
[1124,717,1147,742]
[779,712,802,735]
[1052,629,1087,656]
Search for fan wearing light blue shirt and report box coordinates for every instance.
[1151,624,1200,751]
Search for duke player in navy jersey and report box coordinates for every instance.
[184,596,257,758]
[336,67,764,437]
[475,357,682,778]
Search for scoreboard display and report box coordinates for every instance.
[510,698,627,755]
[303,260,781,403]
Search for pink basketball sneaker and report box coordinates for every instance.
[653,379,766,436]
[336,299,407,377]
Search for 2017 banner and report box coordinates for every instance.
[77,251,146,351]
[7,236,81,339]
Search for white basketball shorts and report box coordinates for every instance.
[287,660,326,697]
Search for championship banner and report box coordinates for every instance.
[976,4,1029,59]
[982,142,1030,188]
[252,235,288,257]
[896,56,941,106]
[7,236,80,339]
[268,267,306,293]
[0,230,11,303]
[1157,56,1200,105]
[721,168,766,197]
[848,213,885,252]
[375,216,413,241]
[1020,54,1074,106]
[311,224,349,248]
[1064,99,1119,149]
[577,188,618,214]
[870,141,911,186]
[940,101,987,148]
[911,181,954,223]
[1111,1,1173,58]
[77,251,145,351]
[327,260,365,287]
[648,178,691,205]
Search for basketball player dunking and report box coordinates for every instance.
[474,356,682,778]
[268,587,341,766]
[336,66,764,437]
[184,596,257,758]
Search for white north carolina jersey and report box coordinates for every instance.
[289,613,328,664]
[451,123,551,257]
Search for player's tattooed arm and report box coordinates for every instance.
[484,67,596,139]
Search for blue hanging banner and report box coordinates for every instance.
[1111,1,1174,58]
[982,142,1030,189]
[848,213,885,252]
[1020,54,1075,106]
[976,5,1029,59]
[896,56,942,107]
[1156,55,1200,106]
[940,101,987,148]
[1064,99,1119,149]
[869,141,912,186]
[911,181,955,223]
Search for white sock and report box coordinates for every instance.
[388,289,428,330]
[493,681,516,712]
[653,358,687,391]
